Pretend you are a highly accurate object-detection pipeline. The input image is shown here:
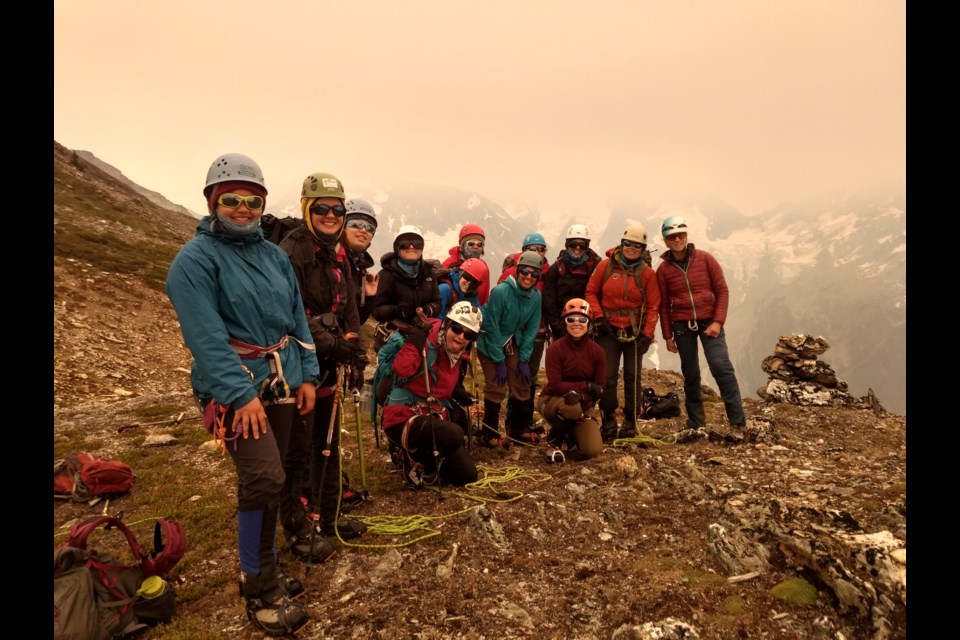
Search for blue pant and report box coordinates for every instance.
[673,321,745,428]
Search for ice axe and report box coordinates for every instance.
[117,412,199,433]
[350,386,369,493]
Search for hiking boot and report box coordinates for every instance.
[619,420,637,439]
[277,572,305,600]
[322,517,368,540]
[340,486,366,511]
[600,415,619,443]
[240,572,309,637]
[287,521,335,563]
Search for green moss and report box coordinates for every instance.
[723,595,746,614]
[770,577,818,605]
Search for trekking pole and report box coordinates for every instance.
[419,340,444,504]
[351,387,369,492]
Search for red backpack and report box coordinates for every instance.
[54,515,186,639]
[54,452,135,502]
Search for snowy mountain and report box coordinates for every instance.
[276,184,906,413]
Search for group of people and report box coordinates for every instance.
[165,152,745,637]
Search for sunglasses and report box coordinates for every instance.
[665,232,688,241]
[309,203,347,217]
[465,240,485,249]
[345,219,377,233]
[218,193,264,210]
[622,240,645,249]
[516,267,541,278]
[397,240,424,250]
[565,316,590,325]
[460,272,480,287]
[525,245,547,253]
[566,241,588,251]
[448,322,478,341]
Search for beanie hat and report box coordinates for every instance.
[208,180,267,214]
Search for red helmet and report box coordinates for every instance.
[459,224,486,242]
[459,258,489,285]
[561,298,591,319]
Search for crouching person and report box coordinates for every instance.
[537,299,606,461]
[382,302,482,488]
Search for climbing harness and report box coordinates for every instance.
[229,335,316,406]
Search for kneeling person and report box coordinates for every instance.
[382,302,482,487]
[538,299,606,460]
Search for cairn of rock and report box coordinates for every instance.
[756,334,885,412]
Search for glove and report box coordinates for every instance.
[394,303,415,321]
[309,326,337,355]
[493,362,508,386]
[405,325,429,352]
[349,364,365,392]
[586,382,603,398]
[451,386,475,407]
[331,337,364,364]
[593,316,610,336]
[637,334,652,354]
[563,390,581,405]
[518,362,532,385]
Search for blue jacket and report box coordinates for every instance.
[165,216,320,409]
[437,276,480,320]
[477,276,541,363]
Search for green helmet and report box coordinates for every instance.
[301,172,345,200]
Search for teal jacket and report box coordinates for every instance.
[165,216,320,409]
[477,276,542,363]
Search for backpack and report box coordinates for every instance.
[425,258,453,289]
[641,388,682,419]
[54,453,135,503]
[54,515,186,640]
[596,257,650,333]
[259,213,303,245]
[370,330,438,423]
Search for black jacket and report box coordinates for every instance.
[372,252,442,323]
[541,249,602,339]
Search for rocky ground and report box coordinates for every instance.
[52,257,907,640]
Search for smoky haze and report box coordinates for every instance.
[53,0,905,218]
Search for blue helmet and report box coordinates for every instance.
[522,232,546,250]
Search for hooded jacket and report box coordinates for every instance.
[541,248,601,337]
[372,252,442,323]
[165,216,320,409]
[476,276,542,363]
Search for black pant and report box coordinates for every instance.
[386,416,478,486]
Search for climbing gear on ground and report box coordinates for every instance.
[54,452,135,502]
[545,445,566,464]
[323,517,368,540]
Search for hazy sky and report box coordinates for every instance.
[54,1,905,217]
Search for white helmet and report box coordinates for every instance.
[565,224,590,241]
[396,224,422,239]
[446,301,483,334]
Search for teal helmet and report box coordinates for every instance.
[521,232,546,250]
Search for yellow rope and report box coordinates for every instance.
[612,432,678,447]
[336,464,552,549]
